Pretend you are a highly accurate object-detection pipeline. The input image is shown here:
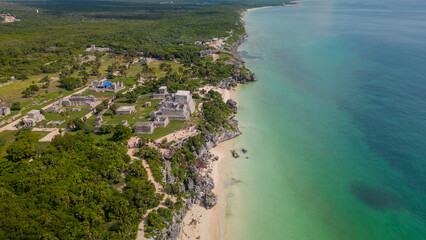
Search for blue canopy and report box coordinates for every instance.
[104,82,111,87]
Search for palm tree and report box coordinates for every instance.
[142,64,150,77]
[119,65,128,80]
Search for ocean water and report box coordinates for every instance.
[228,0,426,239]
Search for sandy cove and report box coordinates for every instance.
[241,6,273,21]
[178,87,239,240]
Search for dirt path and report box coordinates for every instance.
[127,137,176,240]
[156,126,198,143]
[33,128,59,142]
[212,54,220,62]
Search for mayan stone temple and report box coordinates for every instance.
[150,87,196,121]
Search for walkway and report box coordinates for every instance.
[156,126,199,143]
[126,137,176,240]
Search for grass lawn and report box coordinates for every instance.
[108,77,138,88]
[99,96,161,126]
[138,120,187,140]
[99,54,120,73]
[43,110,91,127]
[0,88,75,125]
[127,63,143,76]
[90,132,114,142]
[79,90,118,99]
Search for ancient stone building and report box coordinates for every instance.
[45,105,61,113]
[154,117,170,128]
[62,95,99,108]
[88,80,124,93]
[116,106,136,115]
[22,110,45,127]
[174,90,196,114]
[85,45,110,52]
[0,107,11,118]
[134,122,154,134]
[149,88,196,121]
[151,86,168,99]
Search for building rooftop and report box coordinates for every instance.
[117,106,136,111]
[176,90,191,96]
[28,109,41,115]
[134,121,154,127]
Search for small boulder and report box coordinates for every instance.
[226,99,238,114]
[202,190,218,209]
[232,150,239,158]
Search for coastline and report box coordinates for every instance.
[178,87,238,240]
[241,6,273,20]
[178,5,268,240]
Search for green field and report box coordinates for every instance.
[98,97,161,126]
[43,109,91,127]
[137,120,187,140]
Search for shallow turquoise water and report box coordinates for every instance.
[229,0,426,239]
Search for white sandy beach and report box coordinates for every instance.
[241,6,273,21]
[178,87,239,240]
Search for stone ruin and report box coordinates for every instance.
[22,110,45,127]
[151,86,168,99]
[0,107,11,118]
[85,45,110,52]
[88,80,125,93]
[133,121,155,134]
[150,89,196,121]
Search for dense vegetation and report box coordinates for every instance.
[0,133,163,239]
[0,0,248,82]
[202,90,233,129]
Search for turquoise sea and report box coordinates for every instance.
[229,0,426,239]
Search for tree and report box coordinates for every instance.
[59,77,83,90]
[67,118,85,131]
[119,65,128,80]
[6,131,39,162]
[7,140,35,162]
[151,66,158,77]
[116,92,125,99]
[21,84,40,97]
[96,104,105,113]
[11,102,21,111]
[110,104,118,114]
[159,63,167,71]
[112,124,132,141]
[142,63,150,77]
[99,125,114,134]
[125,91,138,103]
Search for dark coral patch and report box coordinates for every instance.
[351,182,404,211]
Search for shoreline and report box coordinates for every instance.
[178,87,239,240]
[178,5,276,239]
[241,6,273,20]
[178,5,273,239]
